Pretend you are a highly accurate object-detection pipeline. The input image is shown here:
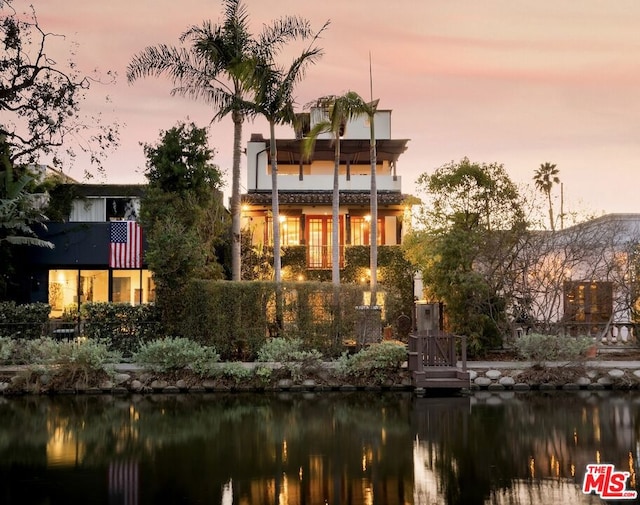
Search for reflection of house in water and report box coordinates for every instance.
[411,394,637,504]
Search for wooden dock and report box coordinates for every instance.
[408,331,470,390]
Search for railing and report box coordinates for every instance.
[407,331,467,373]
[560,322,637,345]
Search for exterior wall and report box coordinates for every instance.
[309,107,392,140]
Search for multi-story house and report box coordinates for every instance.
[240,106,411,276]
[27,184,154,317]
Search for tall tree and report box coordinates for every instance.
[533,162,560,231]
[302,92,370,287]
[1,1,119,175]
[140,122,226,334]
[248,23,328,286]
[404,157,527,355]
[127,0,315,281]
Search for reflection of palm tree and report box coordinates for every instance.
[127,0,314,281]
[533,162,560,231]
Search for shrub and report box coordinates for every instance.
[514,333,594,363]
[0,336,15,363]
[257,338,321,363]
[338,341,407,383]
[134,337,219,373]
[0,302,50,339]
[216,362,253,385]
[257,338,323,381]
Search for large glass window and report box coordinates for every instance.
[267,216,300,246]
[79,270,109,304]
[48,269,79,317]
[48,269,155,316]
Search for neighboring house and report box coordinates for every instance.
[520,213,640,343]
[241,107,411,274]
[28,184,153,317]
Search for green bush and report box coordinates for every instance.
[81,303,162,357]
[338,341,407,383]
[134,337,219,373]
[514,333,594,363]
[257,338,322,363]
[0,336,15,363]
[0,302,50,339]
[216,362,253,385]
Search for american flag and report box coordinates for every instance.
[109,221,142,268]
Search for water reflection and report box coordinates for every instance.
[0,391,636,504]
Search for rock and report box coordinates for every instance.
[100,380,114,390]
[513,383,530,391]
[302,379,316,389]
[114,373,130,385]
[597,376,614,386]
[130,380,143,391]
[608,369,625,379]
[487,383,505,391]
[176,379,188,389]
[474,377,492,387]
[277,379,293,389]
[576,377,591,386]
[468,370,478,380]
[485,370,502,380]
[499,376,515,387]
[150,380,169,390]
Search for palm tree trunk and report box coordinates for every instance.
[332,135,340,286]
[269,120,283,330]
[231,110,243,280]
[547,193,555,232]
[369,114,378,307]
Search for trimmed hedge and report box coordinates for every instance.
[0,302,50,339]
[178,281,367,360]
[81,303,162,357]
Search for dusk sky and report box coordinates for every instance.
[27,0,640,217]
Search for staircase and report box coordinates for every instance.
[412,367,470,389]
[408,331,470,390]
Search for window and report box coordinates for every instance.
[267,216,301,246]
[563,281,613,324]
[48,269,154,317]
[306,216,343,269]
[350,216,383,245]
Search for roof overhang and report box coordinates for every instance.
[267,138,409,165]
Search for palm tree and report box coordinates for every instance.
[248,23,328,285]
[302,92,370,287]
[247,23,328,329]
[533,162,560,231]
[127,0,314,281]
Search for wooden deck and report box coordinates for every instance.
[408,331,470,390]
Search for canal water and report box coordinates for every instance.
[0,390,637,505]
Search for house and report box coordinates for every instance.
[27,184,154,317]
[240,107,411,276]
[520,213,640,343]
